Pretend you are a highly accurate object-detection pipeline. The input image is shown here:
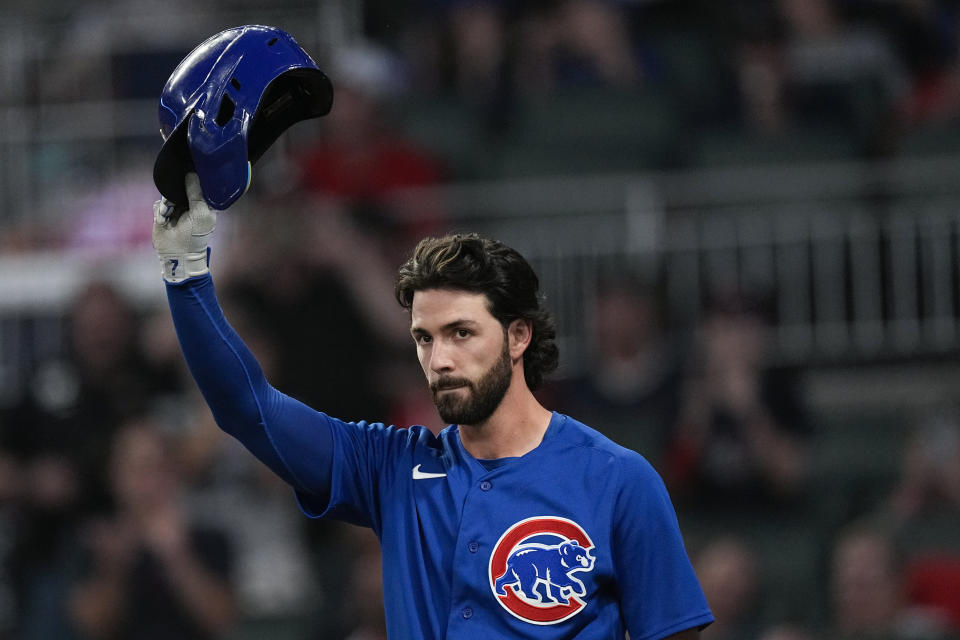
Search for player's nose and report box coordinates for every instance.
[429,340,455,373]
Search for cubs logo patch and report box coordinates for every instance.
[489,516,596,625]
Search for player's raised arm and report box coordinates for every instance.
[152,174,333,499]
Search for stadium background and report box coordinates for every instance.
[1,1,960,639]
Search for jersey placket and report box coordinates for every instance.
[445,468,498,636]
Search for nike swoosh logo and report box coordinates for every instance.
[412,464,447,480]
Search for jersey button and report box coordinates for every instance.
[462,607,473,619]
[480,480,492,491]
[468,541,479,553]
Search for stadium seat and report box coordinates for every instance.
[230,615,310,640]
[809,409,909,524]
[692,126,862,168]
[899,510,960,556]
[496,87,681,177]
[393,97,497,180]
[897,122,960,158]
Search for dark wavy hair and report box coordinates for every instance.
[395,233,559,390]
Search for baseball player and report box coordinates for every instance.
[153,174,714,639]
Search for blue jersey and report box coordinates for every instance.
[166,275,713,640]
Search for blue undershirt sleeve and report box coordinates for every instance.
[164,274,332,501]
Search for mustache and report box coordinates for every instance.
[430,376,472,393]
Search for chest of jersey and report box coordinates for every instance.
[379,444,622,638]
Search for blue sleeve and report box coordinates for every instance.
[296,418,417,532]
[614,457,714,640]
[164,274,333,501]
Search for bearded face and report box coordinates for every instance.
[410,288,519,428]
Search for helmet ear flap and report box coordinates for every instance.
[187,111,249,210]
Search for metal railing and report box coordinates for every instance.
[389,158,960,371]
[3,8,960,386]
[3,158,960,390]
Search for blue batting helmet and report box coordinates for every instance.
[153,25,333,209]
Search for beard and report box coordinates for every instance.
[430,339,512,426]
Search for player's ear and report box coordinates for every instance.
[507,318,533,359]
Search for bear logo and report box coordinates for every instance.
[494,539,595,605]
[488,516,596,625]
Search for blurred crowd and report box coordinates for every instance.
[1,0,960,639]
[2,207,960,640]
[10,0,960,248]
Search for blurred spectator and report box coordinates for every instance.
[514,0,643,96]
[730,1,789,135]
[553,0,642,87]
[7,452,83,640]
[885,406,960,522]
[665,291,813,511]
[37,1,213,102]
[871,0,960,127]
[9,281,178,509]
[68,419,236,640]
[778,0,907,149]
[876,406,960,635]
[729,0,907,147]
[296,42,445,252]
[695,535,762,640]
[830,523,902,637]
[552,276,683,463]
[904,553,960,635]
[137,301,195,423]
[446,1,508,104]
[393,0,510,124]
[174,320,322,629]
[2,281,179,638]
[829,522,949,639]
[217,196,407,424]
[62,162,158,252]
[735,38,788,135]
[336,526,386,640]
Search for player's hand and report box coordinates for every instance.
[152,173,217,283]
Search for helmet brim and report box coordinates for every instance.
[153,116,194,208]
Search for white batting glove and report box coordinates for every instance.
[152,173,217,283]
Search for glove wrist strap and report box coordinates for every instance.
[160,249,209,283]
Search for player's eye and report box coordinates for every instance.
[455,329,471,339]
[415,334,432,345]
